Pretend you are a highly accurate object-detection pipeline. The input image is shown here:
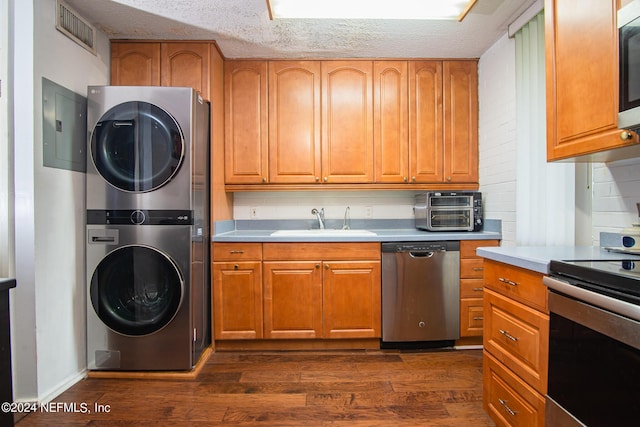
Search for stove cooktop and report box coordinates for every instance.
[549,259,640,305]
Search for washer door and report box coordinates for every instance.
[90,245,184,336]
[91,101,184,192]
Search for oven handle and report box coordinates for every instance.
[543,276,640,323]
[544,276,640,351]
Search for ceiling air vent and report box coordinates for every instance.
[56,0,96,55]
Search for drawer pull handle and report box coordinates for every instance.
[473,316,484,321]
[472,267,484,271]
[498,398,517,416]
[472,287,484,292]
[229,250,245,254]
[499,329,518,342]
[234,264,239,270]
[499,277,518,287]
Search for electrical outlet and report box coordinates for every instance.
[365,206,373,218]
[250,207,258,219]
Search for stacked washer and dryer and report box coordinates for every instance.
[85,86,210,371]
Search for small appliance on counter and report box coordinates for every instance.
[605,202,640,254]
[414,191,482,232]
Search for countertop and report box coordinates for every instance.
[476,245,640,274]
[212,219,502,243]
[0,278,16,292]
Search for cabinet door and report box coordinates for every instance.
[443,61,478,183]
[110,42,160,86]
[263,261,323,339]
[212,261,263,339]
[323,261,381,338]
[321,61,374,183]
[268,61,322,183]
[546,0,627,160]
[374,61,409,183]
[161,43,211,99]
[225,61,269,184]
[409,61,443,183]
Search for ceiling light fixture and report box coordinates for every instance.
[267,0,478,22]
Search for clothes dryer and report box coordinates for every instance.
[86,86,209,212]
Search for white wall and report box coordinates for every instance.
[234,190,419,221]
[478,34,517,246]
[11,0,109,402]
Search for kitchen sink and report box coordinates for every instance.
[270,229,377,237]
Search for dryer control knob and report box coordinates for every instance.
[130,210,146,225]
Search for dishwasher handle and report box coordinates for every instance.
[409,251,437,258]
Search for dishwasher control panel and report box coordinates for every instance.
[381,241,459,253]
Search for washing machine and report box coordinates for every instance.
[86,220,208,370]
[85,86,210,370]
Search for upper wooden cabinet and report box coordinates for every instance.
[321,61,375,183]
[444,61,479,183]
[111,41,212,99]
[545,0,640,161]
[268,61,322,183]
[409,61,443,183]
[111,42,160,86]
[224,59,479,190]
[374,61,409,183]
[224,61,269,184]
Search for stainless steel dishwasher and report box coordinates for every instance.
[381,241,460,347]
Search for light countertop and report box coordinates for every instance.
[476,245,640,274]
[212,219,502,243]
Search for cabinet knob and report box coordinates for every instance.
[620,130,635,141]
[323,177,328,182]
[234,264,239,270]
[325,264,330,270]
[315,176,320,182]
[446,176,452,182]
[403,176,408,182]
[315,264,320,269]
[411,176,416,182]
[261,177,267,183]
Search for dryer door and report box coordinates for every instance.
[90,101,184,192]
[90,245,184,336]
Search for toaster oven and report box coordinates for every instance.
[414,192,482,232]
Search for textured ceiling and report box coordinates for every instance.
[64,0,537,59]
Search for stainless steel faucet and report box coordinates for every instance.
[311,208,325,229]
[342,206,350,229]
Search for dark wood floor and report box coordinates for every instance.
[16,349,495,426]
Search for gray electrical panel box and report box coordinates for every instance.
[42,77,87,172]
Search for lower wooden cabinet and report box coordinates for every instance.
[213,242,381,342]
[212,243,263,339]
[459,240,499,338]
[482,259,549,427]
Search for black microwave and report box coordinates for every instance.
[619,0,640,131]
[414,192,483,232]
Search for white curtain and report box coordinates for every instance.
[514,12,575,246]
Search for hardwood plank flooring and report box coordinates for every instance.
[16,349,494,426]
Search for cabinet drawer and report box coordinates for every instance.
[213,243,262,261]
[461,258,484,279]
[263,242,380,261]
[484,288,549,394]
[460,278,484,298]
[460,239,499,258]
[484,351,545,427]
[484,260,547,312]
[461,298,483,337]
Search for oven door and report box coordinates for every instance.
[543,277,640,427]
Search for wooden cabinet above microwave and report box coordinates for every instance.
[545,0,640,162]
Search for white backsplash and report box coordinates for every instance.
[592,158,640,244]
[233,191,419,221]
